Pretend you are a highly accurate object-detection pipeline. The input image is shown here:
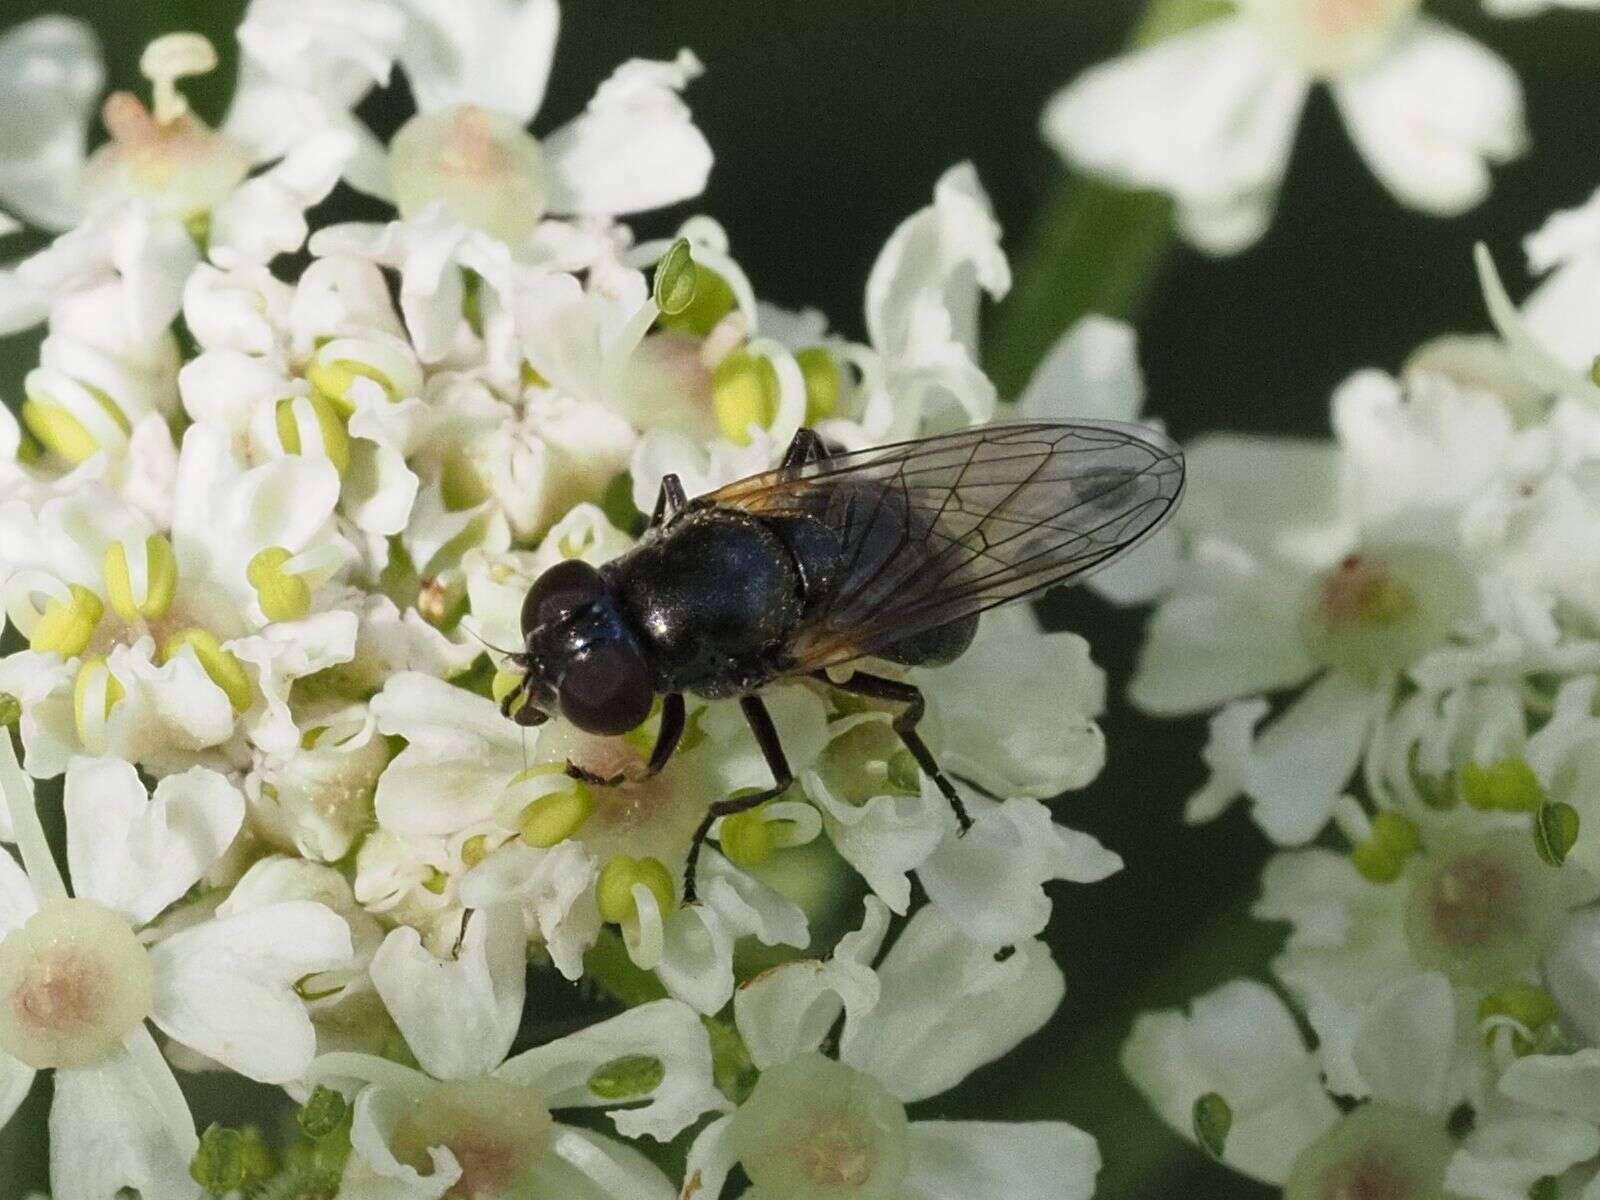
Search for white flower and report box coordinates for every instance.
[1044,3,1526,253]
[309,997,722,1199]
[382,0,711,231]
[685,900,1100,1200]
[0,17,103,233]
[0,748,351,1200]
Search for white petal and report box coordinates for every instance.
[696,850,809,950]
[370,904,525,1080]
[919,796,1121,950]
[653,900,735,1015]
[1499,1050,1600,1124]
[805,767,946,914]
[733,897,888,1070]
[1242,671,1377,845]
[496,999,725,1141]
[1130,550,1314,715]
[903,1121,1100,1200]
[397,0,559,120]
[1042,20,1307,255]
[840,905,1062,1103]
[1333,20,1525,216]
[1184,698,1270,824]
[917,608,1106,798]
[148,900,353,1083]
[1350,972,1454,1113]
[49,1049,199,1200]
[64,759,244,926]
[460,839,601,981]
[1121,980,1338,1185]
[0,830,40,932]
[208,129,355,268]
[542,1125,677,1200]
[681,1114,737,1200]
[1446,1105,1600,1200]
[0,17,103,232]
[543,52,712,217]
[1016,314,1144,423]
[345,1084,460,1200]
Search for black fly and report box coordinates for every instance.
[499,421,1185,900]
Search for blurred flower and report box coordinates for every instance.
[1044,1,1527,253]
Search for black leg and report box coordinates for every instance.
[565,693,685,785]
[684,694,793,902]
[815,670,972,833]
[650,473,688,528]
[780,427,829,471]
[500,676,547,726]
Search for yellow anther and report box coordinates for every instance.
[307,356,395,417]
[72,657,125,746]
[247,547,313,623]
[273,394,350,476]
[103,535,178,623]
[596,855,676,924]
[439,450,490,512]
[30,585,103,657]
[159,628,252,713]
[421,867,449,895]
[712,351,779,445]
[461,835,491,869]
[20,386,130,466]
[518,783,593,849]
[655,263,737,337]
[796,347,840,425]
[491,669,525,706]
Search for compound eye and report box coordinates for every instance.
[558,641,654,736]
[522,559,605,638]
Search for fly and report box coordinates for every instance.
[499,421,1185,900]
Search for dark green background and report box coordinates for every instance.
[3,1,1598,1195]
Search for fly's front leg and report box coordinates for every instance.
[566,693,686,786]
[684,694,793,903]
[649,473,688,529]
[816,669,973,833]
[780,427,830,471]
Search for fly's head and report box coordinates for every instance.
[510,559,655,736]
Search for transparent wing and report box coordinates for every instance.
[704,420,1186,670]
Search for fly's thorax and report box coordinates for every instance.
[608,509,805,693]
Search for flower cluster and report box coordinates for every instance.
[1117,189,1600,1195]
[1044,0,1535,253]
[0,3,1123,1197]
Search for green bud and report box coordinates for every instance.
[720,802,776,869]
[1352,838,1406,884]
[298,1085,349,1139]
[248,546,314,622]
[1192,1092,1232,1160]
[1461,758,1545,813]
[587,1054,666,1100]
[1532,1175,1561,1200]
[653,237,697,316]
[1534,801,1580,867]
[104,534,179,623]
[712,350,779,445]
[655,262,737,336]
[30,583,103,657]
[1478,982,1558,1056]
[190,1123,248,1192]
[160,627,253,713]
[518,783,593,848]
[0,693,20,727]
[796,346,840,425]
[596,855,676,924]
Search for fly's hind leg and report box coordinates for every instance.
[684,694,793,903]
[815,669,973,833]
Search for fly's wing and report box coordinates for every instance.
[705,421,1185,670]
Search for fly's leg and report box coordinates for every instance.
[815,670,973,833]
[500,675,546,727]
[566,693,686,786]
[780,427,830,471]
[684,694,793,903]
[649,473,689,529]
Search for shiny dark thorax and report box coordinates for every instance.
[602,489,977,701]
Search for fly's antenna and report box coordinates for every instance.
[459,621,521,659]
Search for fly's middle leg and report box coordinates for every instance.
[649,473,689,528]
[685,693,793,903]
[780,427,830,471]
[815,669,973,833]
